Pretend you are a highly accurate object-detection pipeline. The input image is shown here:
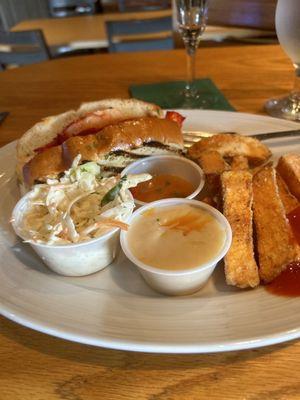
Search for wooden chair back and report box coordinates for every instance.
[106,16,173,52]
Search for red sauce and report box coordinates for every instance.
[287,205,300,245]
[36,136,60,153]
[130,174,194,203]
[265,261,300,297]
[265,206,300,297]
[35,130,99,153]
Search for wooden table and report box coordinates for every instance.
[11,10,275,51]
[0,45,299,399]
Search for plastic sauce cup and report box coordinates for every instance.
[120,198,232,296]
[121,155,205,207]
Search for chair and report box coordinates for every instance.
[0,30,50,69]
[106,16,173,53]
[118,0,170,12]
[48,0,99,18]
[0,5,5,30]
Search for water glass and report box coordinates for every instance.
[265,0,300,121]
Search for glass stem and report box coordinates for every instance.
[292,64,300,98]
[185,47,196,93]
[182,29,201,94]
[290,64,300,116]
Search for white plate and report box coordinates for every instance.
[1,110,300,353]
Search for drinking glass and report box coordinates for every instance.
[175,0,210,106]
[265,0,300,121]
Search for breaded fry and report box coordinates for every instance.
[276,172,299,214]
[276,153,300,201]
[253,167,299,283]
[231,155,249,170]
[188,133,271,165]
[251,161,273,176]
[194,150,229,174]
[221,171,259,288]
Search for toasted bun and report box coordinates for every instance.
[17,99,163,168]
[16,98,164,185]
[23,116,183,187]
[78,98,162,116]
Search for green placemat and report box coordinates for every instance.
[130,78,235,110]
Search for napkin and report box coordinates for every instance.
[130,78,235,110]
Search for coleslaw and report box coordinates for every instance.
[16,155,151,245]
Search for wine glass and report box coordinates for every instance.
[265,0,300,121]
[175,0,210,106]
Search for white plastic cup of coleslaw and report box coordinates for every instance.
[11,191,133,276]
[120,198,232,296]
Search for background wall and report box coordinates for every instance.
[0,0,50,30]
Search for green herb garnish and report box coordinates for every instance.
[101,176,127,207]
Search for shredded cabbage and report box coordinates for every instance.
[19,157,151,245]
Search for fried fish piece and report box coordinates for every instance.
[194,150,229,207]
[194,150,229,175]
[221,170,259,288]
[253,166,299,283]
[188,133,271,165]
[231,155,249,170]
[276,153,300,201]
[276,172,299,214]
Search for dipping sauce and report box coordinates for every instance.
[130,174,194,203]
[265,261,300,297]
[127,204,226,270]
[265,206,300,297]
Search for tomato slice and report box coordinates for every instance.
[165,111,186,127]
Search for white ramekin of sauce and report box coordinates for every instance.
[121,155,205,207]
[120,198,232,295]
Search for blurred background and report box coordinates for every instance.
[0,0,277,69]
